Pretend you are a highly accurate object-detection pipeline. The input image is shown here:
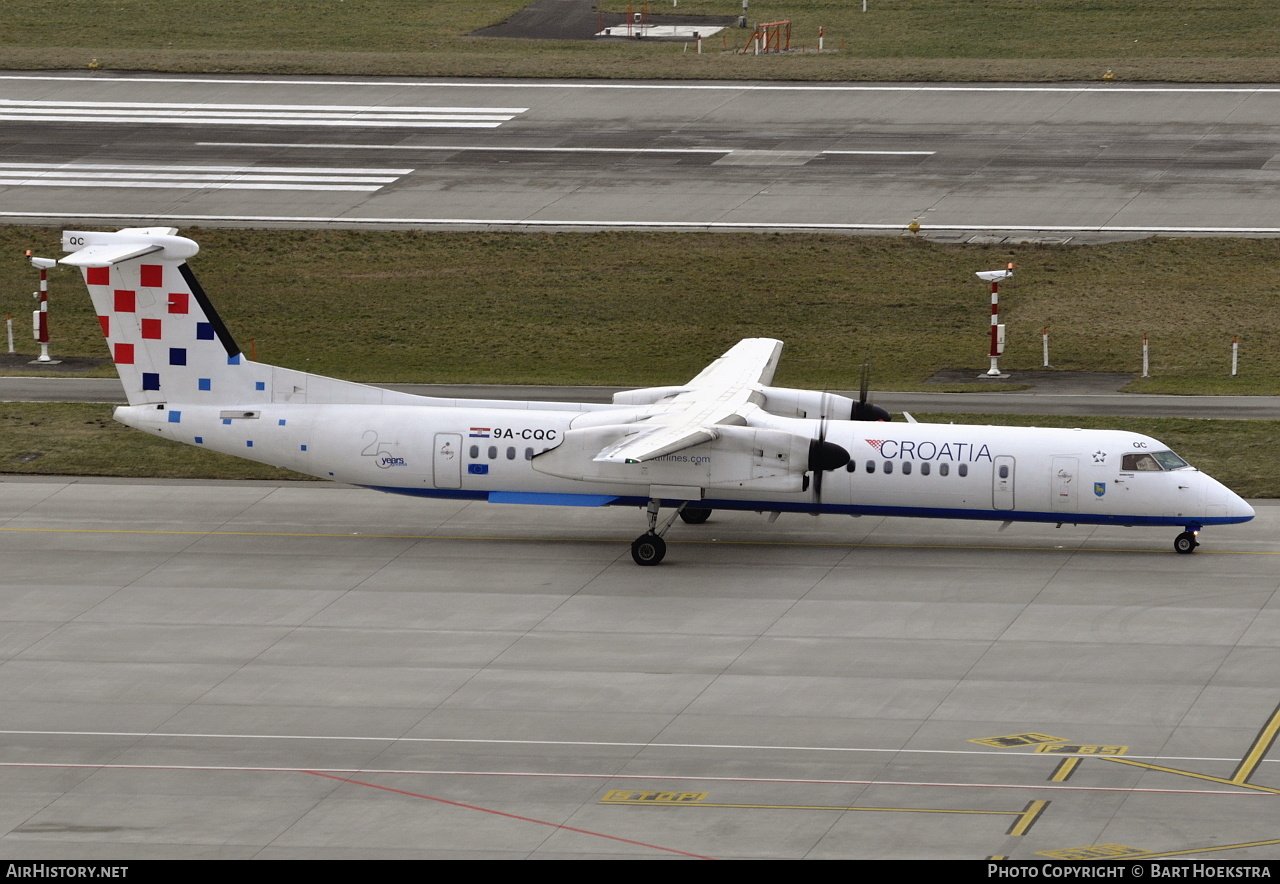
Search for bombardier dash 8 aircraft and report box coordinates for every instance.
[61,228,1253,565]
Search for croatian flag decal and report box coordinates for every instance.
[469,427,491,438]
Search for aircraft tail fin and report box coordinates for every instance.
[61,228,418,408]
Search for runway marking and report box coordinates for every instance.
[201,142,937,157]
[1007,800,1050,836]
[0,99,527,129]
[0,161,411,193]
[5,75,1280,93]
[1099,757,1280,794]
[1112,838,1280,860]
[3,210,1279,236]
[600,789,1050,835]
[1230,701,1280,785]
[0,761,1261,796]
[304,770,714,859]
[1048,758,1082,783]
[1,526,1276,555]
[202,141,732,155]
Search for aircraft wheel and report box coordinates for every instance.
[631,533,666,566]
[679,507,712,525]
[1174,531,1199,555]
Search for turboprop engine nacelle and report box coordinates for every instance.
[532,424,814,494]
[758,386,859,421]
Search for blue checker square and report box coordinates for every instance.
[142,372,160,391]
[169,347,187,366]
[222,418,232,425]
[246,440,254,448]
[194,436,204,444]
[168,410,181,423]
[300,444,308,452]
[228,353,241,365]
[278,419,287,426]
[195,322,214,340]
[255,381,265,391]
[198,378,211,391]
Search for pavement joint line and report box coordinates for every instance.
[0,526,1272,554]
[0,761,1262,795]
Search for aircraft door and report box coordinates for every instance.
[1051,456,1078,513]
[433,433,462,489]
[992,455,1015,511]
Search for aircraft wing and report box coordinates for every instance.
[685,337,784,388]
[592,338,783,464]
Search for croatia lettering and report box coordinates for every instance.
[865,439,993,462]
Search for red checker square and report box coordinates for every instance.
[141,318,162,339]
[114,343,135,364]
[114,290,136,312]
[167,292,189,314]
[97,315,110,337]
[86,267,110,286]
[140,264,163,288]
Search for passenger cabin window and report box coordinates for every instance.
[866,460,875,473]
[921,462,930,476]
[902,461,912,475]
[488,445,498,459]
[469,445,479,458]
[939,463,949,477]
[506,446,516,460]
[958,464,968,477]
[883,461,893,474]
[998,465,1009,479]
[524,447,534,460]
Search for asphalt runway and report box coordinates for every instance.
[0,476,1276,859]
[2,73,1279,239]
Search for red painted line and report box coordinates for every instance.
[303,769,716,859]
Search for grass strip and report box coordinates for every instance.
[3,227,1277,394]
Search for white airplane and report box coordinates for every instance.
[60,227,1254,564]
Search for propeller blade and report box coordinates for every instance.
[852,357,892,422]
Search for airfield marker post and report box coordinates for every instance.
[6,314,12,354]
[1142,333,1150,378]
[1232,335,1239,377]
[976,265,1013,377]
[819,26,824,52]
[27,251,58,364]
[696,33,702,53]
[1042,326,1050,368]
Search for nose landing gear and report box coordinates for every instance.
[1174,529,1200,555]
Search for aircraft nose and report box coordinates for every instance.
[1230,492,1256,521]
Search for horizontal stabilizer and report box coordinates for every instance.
[59,242,162,267]
[60,229,199,266]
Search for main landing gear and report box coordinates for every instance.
[632,500,708,566]
[1174,529,1200,555]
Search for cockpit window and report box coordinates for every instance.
[1121,450,1189,471]
[1122,453,1161,471]
[1151,449,1189,470]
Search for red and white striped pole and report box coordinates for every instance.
[1232,335,1239,377]
[27,251,58,363]
[976,264,1013,377]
